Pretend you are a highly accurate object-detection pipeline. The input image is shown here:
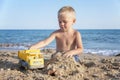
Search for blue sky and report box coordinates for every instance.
[0,0,120,29]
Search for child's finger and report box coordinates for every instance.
[63,54,72,58]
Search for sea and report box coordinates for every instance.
[0,29,120,56]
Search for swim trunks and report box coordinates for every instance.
[74,55,80,62]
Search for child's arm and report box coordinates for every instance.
[63,31,83,57]
[29,32,56,49]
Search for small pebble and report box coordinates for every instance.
[92,74,98,77]
[7,68,11,71]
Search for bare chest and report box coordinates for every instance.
[56,34,76,46]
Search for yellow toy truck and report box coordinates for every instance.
[18,50,44,69]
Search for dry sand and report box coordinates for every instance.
[0,49,120,80]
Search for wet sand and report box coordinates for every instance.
[0,49,120,80]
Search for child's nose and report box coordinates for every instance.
[60,22,64,26]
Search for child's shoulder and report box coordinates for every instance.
[73,30,82,37]
[74,29,80,34]
[53,29,61,33]
[51,29,61,36]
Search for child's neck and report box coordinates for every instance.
[64,27,74,33]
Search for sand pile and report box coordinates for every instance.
[44,52,85,79]
[0,50,120,80]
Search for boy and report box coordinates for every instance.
[30,6,83,60]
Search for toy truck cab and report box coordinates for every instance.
[18,50,44,69]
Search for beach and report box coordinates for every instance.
[0,49,120,80]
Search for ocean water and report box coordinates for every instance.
[0,29,120,56]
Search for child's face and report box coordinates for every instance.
[58,13,76,32]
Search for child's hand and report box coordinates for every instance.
[63,52,74,58]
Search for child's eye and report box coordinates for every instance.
[59,21,67,24]
[63,21,67,23]
[59,21,62,23]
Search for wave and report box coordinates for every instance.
[84,49,120,56]
[0,43,30,50]
[0,43,120,56]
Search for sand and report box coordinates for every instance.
[0,49,120,80]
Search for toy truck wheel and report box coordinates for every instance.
[19,60,28,69]
[19,60,25,70]
[19,60,22,67]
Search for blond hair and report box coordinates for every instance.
[58,6,76,19]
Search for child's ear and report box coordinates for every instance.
[73,19,76,23]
